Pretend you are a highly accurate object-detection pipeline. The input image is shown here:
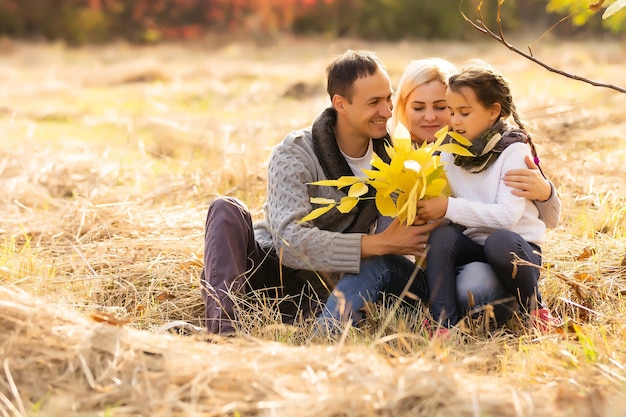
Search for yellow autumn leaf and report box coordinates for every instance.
[407,148,431,164]
[395,192,409,220]
[383,142,396,160]
[418,172,427,200]
[425,165,445,183]
[394,135,412,154]
[309,176,362,188]
[300,203,335,223]
[310,197,338,205]
[424,126,450,153]
[337,196,359,213]
[371,152,391,173]
[447,131,473,146]
[406,179,420,225]
[375,192,397,217]
[348,182,369,197]
[424,177,448,197]
[438,143,474,157]
[434,125,449,139]
[367,179,393,192]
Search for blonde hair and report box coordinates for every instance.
[390,57,458,138]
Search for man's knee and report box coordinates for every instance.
[208,196,247,218]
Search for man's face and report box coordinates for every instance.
[341,70,393,140]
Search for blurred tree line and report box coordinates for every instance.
[0,0,622,44]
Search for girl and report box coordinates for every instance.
[416,63,561,332]
[392,58,561,326]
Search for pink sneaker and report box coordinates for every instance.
[423,319,451,340]
[528,308,562,333]
[434,328,451,340]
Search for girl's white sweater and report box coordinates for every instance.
[442,142,546,245]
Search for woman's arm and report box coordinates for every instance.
[503,155,561,228]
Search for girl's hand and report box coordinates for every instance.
[503,155,552,201]
[417,196,448,221]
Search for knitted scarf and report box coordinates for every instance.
[311,107,392,234]
[452,119,529,173]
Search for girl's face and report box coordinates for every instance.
[446,86,500,142]
[405,80,450,145]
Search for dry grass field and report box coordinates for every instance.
[1,35,626,416]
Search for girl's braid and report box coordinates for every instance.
[494,71,545,178]
[509,98,545,178]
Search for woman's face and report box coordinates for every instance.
[405,79,450,145]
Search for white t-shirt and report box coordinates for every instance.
[341,139,373,178]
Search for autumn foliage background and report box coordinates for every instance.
[1,0,625,45]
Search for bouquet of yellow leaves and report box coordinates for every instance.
[300,124,473,225]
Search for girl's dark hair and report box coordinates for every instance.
[448,66,544,176]
[326,50,385,103]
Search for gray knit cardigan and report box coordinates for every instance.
[254,107,391,275]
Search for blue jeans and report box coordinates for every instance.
[317,254,428,329]
[427,224,542,328]
[456,262,517,323]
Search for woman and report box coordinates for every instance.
[391,58,561,326]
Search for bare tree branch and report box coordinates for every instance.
[460,0,626,94]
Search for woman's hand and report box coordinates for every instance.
[503,155,552,202]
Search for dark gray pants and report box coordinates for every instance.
[200,197,327,334]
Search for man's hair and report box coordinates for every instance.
[326,49,385,103]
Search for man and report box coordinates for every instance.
[201,50,439,335]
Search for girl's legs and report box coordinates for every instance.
[483,230,542,312]
[426,224,486,328]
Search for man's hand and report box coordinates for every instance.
[503,155,551,201]
[361,217,443,259]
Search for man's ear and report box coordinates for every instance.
[332,94,346,112]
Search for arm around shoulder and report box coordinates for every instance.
[534,181,561,229]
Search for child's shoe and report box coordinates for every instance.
[423,318,451,340]
[528,308,562,333]
[434,327,451,340]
